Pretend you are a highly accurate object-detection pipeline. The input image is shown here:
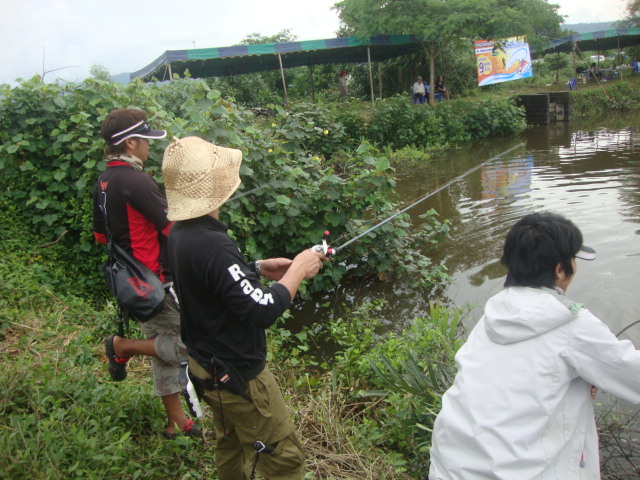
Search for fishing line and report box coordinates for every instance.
[228,178,282,202]
[332,142,525,253]
[616,320,640,338]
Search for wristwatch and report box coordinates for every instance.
[254,260,262,278]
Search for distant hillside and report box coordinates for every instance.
[110,72,130,85]
[562,22,616,34]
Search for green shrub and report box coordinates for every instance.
[571,81,640,117]
[0,77,450,300]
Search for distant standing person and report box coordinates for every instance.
[339,70,349,101]
[92,108,201,440]
[412,76,426,104]
[435,75,447,102]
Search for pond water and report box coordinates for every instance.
[294,111,640,346]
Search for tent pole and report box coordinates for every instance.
[572,43,577,89]
[367,46,375,103]
[310,64,316,104]
[617,35,622,80]
[168,63,173,81]
[378,63,383,99]
[278,53,289,108]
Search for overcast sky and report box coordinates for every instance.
[0,0,631,86]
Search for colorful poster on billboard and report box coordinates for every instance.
[474,36,533,86]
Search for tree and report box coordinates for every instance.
[334,0,564,104]
[89,63,111,81]
[619,0,640,27]
[544,52,570,84]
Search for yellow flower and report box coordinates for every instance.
[271,122,277,127]
[268,149,273,153]
[323,129,329,135]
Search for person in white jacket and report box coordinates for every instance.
[429,212,640,479]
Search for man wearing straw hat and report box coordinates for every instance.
[163,136,327,480]
[92,108,201,440]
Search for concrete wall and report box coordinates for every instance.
[516,92,571,124]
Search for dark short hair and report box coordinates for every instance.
[101,108,147,156]
[501,212,583,288]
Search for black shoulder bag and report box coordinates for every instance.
[100,191,165,322]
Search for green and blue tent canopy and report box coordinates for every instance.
[130,35,423,81]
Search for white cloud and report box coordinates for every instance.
[0,0,630,86]
[0,0,341,85]
[557,0,628,24]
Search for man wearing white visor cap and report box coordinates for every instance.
[92,108,202,440]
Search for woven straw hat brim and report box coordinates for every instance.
[162,137,242,221]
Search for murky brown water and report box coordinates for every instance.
[294,112,640,345]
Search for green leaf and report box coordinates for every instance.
[270,215,285,227]
[195,99,214,110]
[356,143,371,154]
[211,105,228,116]
[75,177,88,191]
[189,110,206,124]
[375,157,391,170]
[42,214,58,225]
[275,195,290,207]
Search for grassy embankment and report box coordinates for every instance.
[2,77,640,479]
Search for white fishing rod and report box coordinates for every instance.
[316,142,525,255]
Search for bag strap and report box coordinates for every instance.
[100,190,127,335]
[99,191,115,257]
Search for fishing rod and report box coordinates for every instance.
[325,142,525,255]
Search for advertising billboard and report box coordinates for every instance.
[475,36,533,86]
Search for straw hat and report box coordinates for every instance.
[162,136,242,221]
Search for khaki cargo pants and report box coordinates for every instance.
[189,359,304,480]
[139,293,186,396]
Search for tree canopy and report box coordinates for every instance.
[620,0,640,28]
[334,0,564,102]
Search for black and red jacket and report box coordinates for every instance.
[92,160,173,283]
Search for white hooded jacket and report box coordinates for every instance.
[429,287,640,479]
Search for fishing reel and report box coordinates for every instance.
[311,230,335,256]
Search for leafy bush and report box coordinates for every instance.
[0,215,215,480]
[460,98,528,139]
[571,81,640,117]
[297,300,469,477]
[0,77,450,301]
[348,94,525,151]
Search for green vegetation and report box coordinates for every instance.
[571,81,640,117]
[334,0,564,104]
[1,41,639,478]
[0,203,465,479]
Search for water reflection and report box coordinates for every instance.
[293,113,640,347]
